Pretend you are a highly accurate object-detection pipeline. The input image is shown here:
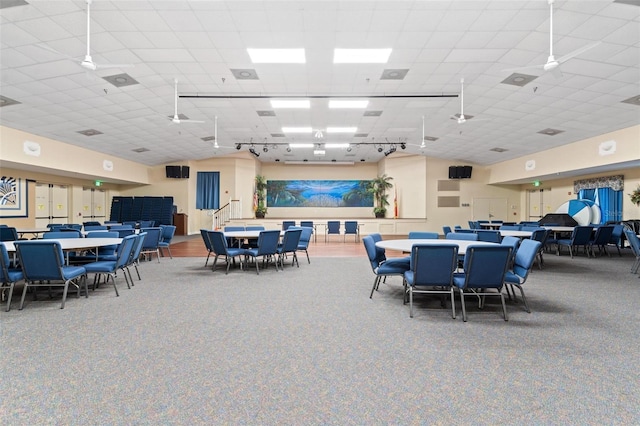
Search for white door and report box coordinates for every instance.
[528,190,543,221]
[473,197,508,221]
[35,184,69,228]
[82,188,107,223]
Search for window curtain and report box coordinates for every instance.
[196,172,220,210]
[596,187,622,223]
[575,176,623,224]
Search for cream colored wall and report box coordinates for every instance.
[0,125,151,184]
[488,126,640,184]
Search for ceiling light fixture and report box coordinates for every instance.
[249,147,260,157]
[236,143,242,150]
[247,48,306,63]
[314,130,324,139]
[384,146,397,157]
[270,99,310,109]
[400,143,406,150]
[263,145,269,152]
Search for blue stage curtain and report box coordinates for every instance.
[578,188,596,202]
[596,187,622,223]
[196,172,220,210]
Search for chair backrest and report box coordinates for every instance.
[468,221,479,229]
[610,224,624,245]
[500,225,522,230]
[446,232,479,241]
[160,225,176,243]
[282,221,296,230]
[83,221,102,227]
[84,225,108,231]
[224,226,245,232]
[0,227,18,242]
[300,221,314,228]
[461,246,512,289]
[623,230,640,257]
[129,232,147,265]
[511,239,542,279]
[408,231,438,239]
[571,226,594,245]
[139,220,155,228]
[207,231,229,255]
[0,242,15,281]
[362,235,385,271]
[344,221,358,234]
[141,228,162,249]
[123,221,138,227]
[530,228,549,244]
[289,226,313,248]
[409,244,458,287]
[116,229,135,238]
[368,233,387,261]
[246,226,265,231]
[109,225,133,230]
[475,230,501,243]
[86,231,119,254]
[442,226,452,235]
[115,235,137,269]
[500,236,521,255]
[43,231,81,239]
[14,241,65,281]
[592,225,614,244]
[201,229,214,251]
[520,226,542,232]
[327,221,340,234]
[64,224,82,231]
[256,230,281,255]
[281,229,302,252]
[454,225,462,230]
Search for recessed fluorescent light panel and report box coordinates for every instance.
[282,127,312,133]
[333,48,392,63]
[325,143,350,148]
[329,100,369,109]
[247,48,306,63]
[289,143,314,148]
[326,127,357,133]
[270,99,310,109]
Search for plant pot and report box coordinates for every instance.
[375,212,385,218]
[255,212,265,219]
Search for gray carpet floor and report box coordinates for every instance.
[2,250,639,425]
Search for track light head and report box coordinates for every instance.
[377,146,383,153]
[249,147,260,157]
[400,143,406,150]
[384,146,397,157]
[263,145,268,152]
[235,143,241,150]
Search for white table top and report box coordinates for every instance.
[3,237,122,252]
[15,228,49,236]
[542,226,576,232]
[499,230,533,238]
[375,238,496,253]
[223,230,285,238]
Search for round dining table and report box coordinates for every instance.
[375,238,496,253]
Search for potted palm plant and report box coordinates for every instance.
[254,175,268,218]
[630,185,640,206]
[368,174,393,218]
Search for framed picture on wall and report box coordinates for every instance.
[0,176,28,218]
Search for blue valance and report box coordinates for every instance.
[574,175,623,193]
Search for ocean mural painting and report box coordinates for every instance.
[266,180,373,208]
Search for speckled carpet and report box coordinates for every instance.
[2,250,639,424]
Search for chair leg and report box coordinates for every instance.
[409,286,414,318]
[514,284,530,313]
[500,292,509,321]
[459,289,467,322]
[305,249,310,264]
[449,289,456,319]
[4,284,14,312]
[370,276,381,298]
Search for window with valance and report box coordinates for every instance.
[574,175,623,224]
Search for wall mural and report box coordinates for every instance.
[266,180,373,208]
[0,176,28,218]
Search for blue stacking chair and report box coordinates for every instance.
[408,231,439,239]
[277,228,302,268]
[14,241,87,310]
[139,220,155,228]
[140,227,162,262]
[282,221,296,231]
[607,224,625,256]
[84,225,107,232]
[587,225,614,257]
[363,234,410,299]
[326,221,341,242]
[557,226,593,258]
[83,234,137,296]
[344,221,359,242]
[475,230,501,243]
[623,229,640,275]
[201,229,215,267]
[243,230,281,274]
[207,231,246,274]
[158,225,177,258]
[453,245,512,322]
[127,232,147,282]
[300,221,315,242]
[442,226,452,236]
[289,226,313,264]
[403,243,458,318]
[504,239,542,313]
[246,226,265,231]
[446,232,478,241]
[0,242,23,311]
[224,226,245,248]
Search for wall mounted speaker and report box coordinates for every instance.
[181,165,190,179]
[166,165,181,178]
